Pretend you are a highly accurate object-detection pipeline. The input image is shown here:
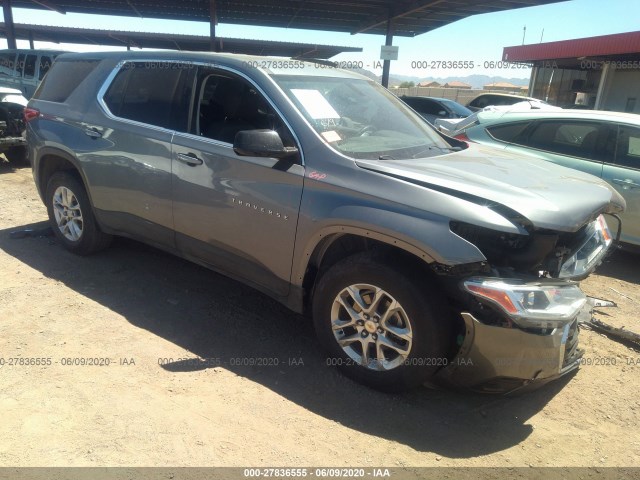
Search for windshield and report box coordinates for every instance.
[273,75,452,160]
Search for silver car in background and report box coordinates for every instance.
[451,109,640,247]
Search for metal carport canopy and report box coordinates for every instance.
[4,0,568,86]
[9,0,566,37]
[0,22,362,58]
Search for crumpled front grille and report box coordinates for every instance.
[563,320,582,367]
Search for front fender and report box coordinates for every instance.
[290,205,488,286]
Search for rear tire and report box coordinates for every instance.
[45,172,112,255]
[312,252,451,392]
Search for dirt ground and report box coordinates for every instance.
[0,159,639,469]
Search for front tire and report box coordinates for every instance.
[45,172,112,255]
[312,252,451,392]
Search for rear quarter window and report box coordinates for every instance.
[33,58,101,102]
[102,62,185,130]
[486,122,531,143]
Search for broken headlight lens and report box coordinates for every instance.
[559,214,612,279]
[463,278,586,329]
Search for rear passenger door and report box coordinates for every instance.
[601,125,640,245]
[83,61,190,249]
[170,66,305,298]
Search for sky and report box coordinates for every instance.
[2,0,639,81]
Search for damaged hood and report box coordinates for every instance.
[356,144,625,232]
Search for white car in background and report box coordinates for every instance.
[435,101,561,135]
[0,86,28,163]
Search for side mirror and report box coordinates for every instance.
[233,129,299,159]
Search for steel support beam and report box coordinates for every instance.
[381,16,394,88]
[210,0,218,52]
[353,0,445,35]
[30,0,66,14]
[3,0,17,49]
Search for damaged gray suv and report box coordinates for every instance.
[26,52,625,393]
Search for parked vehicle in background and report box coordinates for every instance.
[26,52,625,394]
[0,49,65,98]
[0,87,28,163]
[435,102,562,135]
[452,109,640,247]
[400,95,472,125]
[466,93,548,112]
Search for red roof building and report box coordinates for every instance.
[502,31,640,112]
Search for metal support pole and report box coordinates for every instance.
[528,65,538,96]
[209,0,218,52]
[28,30,34,49]
[594,63,611,110]
[3,0,17,49]
[381,16,394,88]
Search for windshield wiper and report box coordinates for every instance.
[411,145,462,158]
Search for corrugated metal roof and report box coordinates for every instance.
[9,0,567,38]
[0,22,361,58]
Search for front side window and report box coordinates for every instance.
[615,126,640,169]
[189,68,297,150]
[273,75,451,160]
[103,62,185,130]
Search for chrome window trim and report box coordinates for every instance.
[97,60,182,136]
[97,59,305,165]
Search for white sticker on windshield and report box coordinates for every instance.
[291,89,340,120]
[321,130,341,143]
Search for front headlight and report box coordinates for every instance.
[559,214,612,279]
[463,278,586,329]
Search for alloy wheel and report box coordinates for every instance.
[330,283,413,371]
[52,186,84,241]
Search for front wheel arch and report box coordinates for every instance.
[312,251,452,392]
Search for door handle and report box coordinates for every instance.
[612,178,640,189]
[176,153,203,166]
[84,128,102,139]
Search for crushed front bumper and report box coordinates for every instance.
[434,304,589,394]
